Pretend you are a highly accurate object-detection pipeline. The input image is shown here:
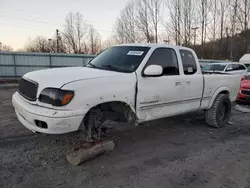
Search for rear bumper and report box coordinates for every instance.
[12,92,86,134]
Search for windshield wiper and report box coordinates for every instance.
[87,62,97,68]
[101,65,124,72]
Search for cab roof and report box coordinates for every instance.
[115,43,192,50]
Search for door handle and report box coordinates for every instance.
[175,81,182,86]
[186,80,191,84]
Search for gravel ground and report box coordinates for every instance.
[1,88,250,188]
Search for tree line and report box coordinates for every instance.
[110,0,250,61]
[2,0,250,61]
[0,42,13,52]
[24,12,102,54]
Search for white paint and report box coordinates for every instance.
[61,73,136,113]
[202,74,241,109]
[239,54,250,66]
[12,92,85,134]
[12,44,242,134]
[24,67,125,96]
[137,74,187,121]
[144,65,163,76]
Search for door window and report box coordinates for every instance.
[237,64,246,70]
[229,64,246,71]
[145,48,179,75]
[179,50,197,75]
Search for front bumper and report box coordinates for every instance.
[12,92,86,134]
[237,92,250,103]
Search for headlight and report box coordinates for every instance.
[38,88,74,106]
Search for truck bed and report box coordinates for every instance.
[200,74,241,109]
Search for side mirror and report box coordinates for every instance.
[144,65,163,77]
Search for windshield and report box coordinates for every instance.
[202,64,227,72]
[86,46,150,73]
[199,61,210,67]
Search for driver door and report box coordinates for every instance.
[136,48,186,122]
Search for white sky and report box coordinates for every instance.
[0,0,129,50]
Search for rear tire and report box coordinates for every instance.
[205,94,231,128]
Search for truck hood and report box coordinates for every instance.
[23,67,124,92]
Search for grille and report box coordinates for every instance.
[241,89,250,96]
[18,78,38,101]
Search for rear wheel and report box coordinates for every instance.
[205,94,231,128]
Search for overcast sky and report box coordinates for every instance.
[0,0,128,50]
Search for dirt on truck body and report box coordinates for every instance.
[1,88,250,188]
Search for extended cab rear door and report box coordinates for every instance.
[178,49,203,111]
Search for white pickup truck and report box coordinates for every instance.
[12,44,241,140]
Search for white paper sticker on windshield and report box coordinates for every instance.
[127,51,144,56]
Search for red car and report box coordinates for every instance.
[237,75,250,102]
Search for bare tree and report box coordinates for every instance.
[243,0,250,32]
[237,0,250,52]
[25,36,52,53]
[211,0,217,41]
[200,0,208,47]
[88,24,102,54]
[168,0,182,45]
[229,0,240,60]
[147,0,163,43]
[0,42,13,51]
[136,0,154,42]
[63,12,88,53]
[102,36,118,49]
[218,0,230,40]
[208,0,218,58]
[198,0,211,57]
[183,0,194,46]
[236,0,250,31]
[114,2,137,43]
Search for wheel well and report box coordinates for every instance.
[219,90,229,95]
[207,89,230,109]
[84,102,137,123]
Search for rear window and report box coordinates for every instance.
[199,61,210,67]
[232,64,246,70]
[202,64,227,71]
[180,50,197,75]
